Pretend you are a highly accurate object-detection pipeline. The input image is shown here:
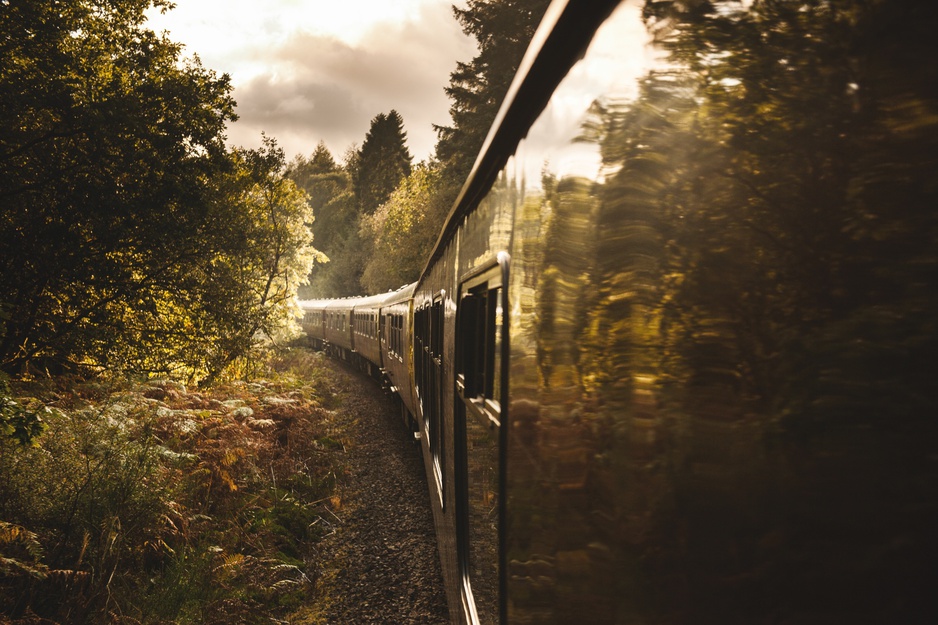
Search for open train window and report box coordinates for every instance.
[455,254,509,625]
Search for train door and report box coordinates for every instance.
[454,256,509,625]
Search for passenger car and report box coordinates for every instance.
[302,0,938,622]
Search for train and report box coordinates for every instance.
[300,0,938,623]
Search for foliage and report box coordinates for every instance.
[306,227,372,299]
[354,110,413,216]
[0,0,237,375]
[0,350,350,623]
[0,374,45,446]
[0,0,321,383]
[359,164,449,293]
[199,138,325,384]
[0,521,48,582]
[435,0,551,189]
[293,113,414,298]
[286,144,365,300]
[288,142,353,263]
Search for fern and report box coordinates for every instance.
[0,520,49,580]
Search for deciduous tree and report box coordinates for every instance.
[0,0,322,381]
[359,163,448,292]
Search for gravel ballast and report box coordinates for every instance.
[305,361,450,624]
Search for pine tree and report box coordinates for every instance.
[434,0,551,186]
[355,110,413,214]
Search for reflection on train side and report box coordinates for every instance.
[498,0,937,622]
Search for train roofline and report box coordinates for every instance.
[419,0,620,279]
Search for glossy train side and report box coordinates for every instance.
[301,0,938,623]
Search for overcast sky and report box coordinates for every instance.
[145,0,476,163]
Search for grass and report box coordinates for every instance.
[0,348,350,624]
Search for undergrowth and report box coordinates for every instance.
[0,348,350,624]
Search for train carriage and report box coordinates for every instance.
[301,0,938,623]
[298,303,325,349]
[348,291,393,378]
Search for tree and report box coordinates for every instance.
[434,0,551,187]
[0,0,239,374]
[359,163,448,292]
[355,110,413,215]
[287,144,362,298]
[0,1,322,381]
[201,138,324,383]
[286,141,373,300]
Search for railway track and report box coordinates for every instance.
[303,359,449,624]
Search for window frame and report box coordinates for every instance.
[454,252,510,625]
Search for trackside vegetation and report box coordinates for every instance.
[0,0,550,621]
[0,0,323,381]
[0,350,351,624]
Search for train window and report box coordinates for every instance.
[414,307,427,405]
[412,297,445,503]
[455,259,508,625]
[386,312,404,360]
[394,314,401,357]
[459,282,503,419]
[429,298,444,500]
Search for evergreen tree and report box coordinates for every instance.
[355,110,413,214]
[435,0,551,187]
[286,141,353,260]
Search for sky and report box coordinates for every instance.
[145,0,477,163]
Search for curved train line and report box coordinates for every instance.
[300,0,938,622]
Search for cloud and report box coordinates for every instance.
[226,1,476,162]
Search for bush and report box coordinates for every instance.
[0,349,345,623]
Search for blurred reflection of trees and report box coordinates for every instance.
[534,0,938,621]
